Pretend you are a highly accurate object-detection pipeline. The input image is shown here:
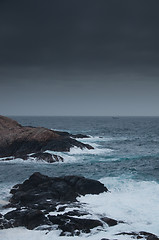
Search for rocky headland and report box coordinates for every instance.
[0,115,93,162]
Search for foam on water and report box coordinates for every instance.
[78,177,159,237]
[0,183,13,213]
[69,146,113,155]
[1,177,159,240]
[80,136,127,143]
[45,144,114,163]
[1,116,159,239]
[0,227,109,240]
[0,135,114,165]
[0,157,60,165]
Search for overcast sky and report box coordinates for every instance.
[0,0,159,116]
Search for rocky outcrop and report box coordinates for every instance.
[30,152,64,163]
[8,172,108,207]
[0,172,112,235]
[1,173,157,238]
[116,231,159,240]
[0,115,93,161]
[54,131,90,139]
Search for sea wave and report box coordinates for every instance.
[78,177,159,237]
[69,146,113,155]
[80,136,127,143]
[1,178,159,239]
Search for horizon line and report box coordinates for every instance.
[5,115,159,118]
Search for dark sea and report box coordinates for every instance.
[1,116,159,240]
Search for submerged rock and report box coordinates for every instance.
[0,115,93,160]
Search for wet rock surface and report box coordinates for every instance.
[0,115,93,161]
[0,172,111,235]
[8,172,108,207]
[116,231,159,240]
[30,152,64,163]
[1,172,158,238]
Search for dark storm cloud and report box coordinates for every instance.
[0,0,159,69]
[0,0,159,116]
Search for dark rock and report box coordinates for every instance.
[101,217,118,226]
[71,133,90,139]
[63,210,89,217]
[101,239,111,240]
[54,131,90,139]
[0,115,93,158]
[1,172,110,234]
[0,213,12,229]
[139,232,159,240]
[64,175,108,195]
[49,215,103,235]
[30,152,63,163]
[8,172,108,208]
[4,208,49,230]
[116,232,159,240]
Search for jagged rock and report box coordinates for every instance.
[54,131,90,139]
[116,231,159,240]
[0,115,93,159]
[101,217,118,227]
[48,215,103,235]
[0,213,12,229]
[4,209,50,230]
[8,172,108,208]
[30,152,63,163]
[1,172,110,234]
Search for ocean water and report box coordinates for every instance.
[1,116,159,240]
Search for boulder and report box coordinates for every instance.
[101,217,118,227]
[49,215,103,235]
[8,172,108,208]
[4,209,49,230]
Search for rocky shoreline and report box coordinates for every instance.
[0,172,110,235]
[1,116,159,239]
[0,115,93,162]
[0,172,159,240]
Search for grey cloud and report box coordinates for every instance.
[0,0,159,115]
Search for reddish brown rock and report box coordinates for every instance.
[0,115,93,158]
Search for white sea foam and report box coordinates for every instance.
[1,178,159,240]
[0,157,37,164]
[0,227,109,240]
[51,128,71,133]
[78,177,159,237]
[69,146,113,155]
[45,146,113,164]
[80,136,127,143]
